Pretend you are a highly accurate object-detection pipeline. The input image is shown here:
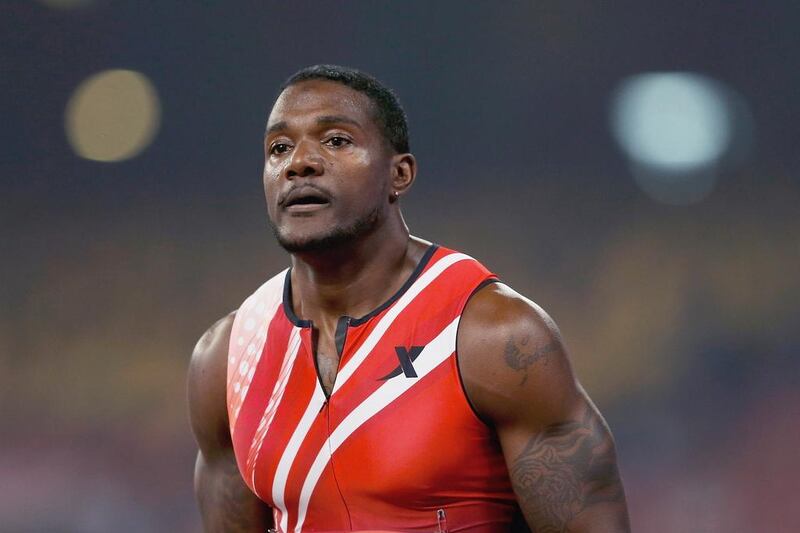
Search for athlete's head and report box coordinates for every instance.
[263,65,416,254]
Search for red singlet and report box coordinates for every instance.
[227,245,517,532]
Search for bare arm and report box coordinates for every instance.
[459,284,630,532]
[188,313,274,532]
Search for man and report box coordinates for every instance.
[188,64,630,532]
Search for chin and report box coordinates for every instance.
[276,231,350,253]
[270,206,381,254]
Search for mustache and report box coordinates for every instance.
[278,183,333,206]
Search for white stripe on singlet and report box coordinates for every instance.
[248,326,302,497]
[331,252,469,394]
[228,271,286,429]
[272,252,470,532]
[293,317,460,532]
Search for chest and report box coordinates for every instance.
[312,316,351,398]
[225,249,518,529]
[240,320,510,530]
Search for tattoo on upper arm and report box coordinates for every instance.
[504,335,558,385]
[510,405,626,533]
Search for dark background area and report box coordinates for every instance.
[2,1,799,531]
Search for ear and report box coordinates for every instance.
[388,153,417,202]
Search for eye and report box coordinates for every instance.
[270,142,291,155]
[324,136,352,148]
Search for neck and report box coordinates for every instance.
[288,213,425,327]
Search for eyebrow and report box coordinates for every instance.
[265,120,288,136]
[264,115,363,137]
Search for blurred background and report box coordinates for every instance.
[2,1,799,531]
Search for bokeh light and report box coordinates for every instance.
[65,69,161,163]
[611,72,732,171]
[610,72,743,205]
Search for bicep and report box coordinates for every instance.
[188,314,273,532]
[493,333,628,532]
[458,284,629,532]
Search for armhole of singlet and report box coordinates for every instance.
[454,276,501,429]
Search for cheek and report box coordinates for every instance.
[262,161,282,192]
[263,168,281,215]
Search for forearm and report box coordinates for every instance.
[509,404,630,532]
[195,452,274,532]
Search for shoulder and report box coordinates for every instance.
[457,282,582,428]
[460,282,561,347]
[188,312,236,456]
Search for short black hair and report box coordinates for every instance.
[279,64,410,154]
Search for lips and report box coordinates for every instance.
[280,186,332,213]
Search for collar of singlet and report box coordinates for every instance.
[281,243,440,328]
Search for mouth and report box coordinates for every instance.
[281,187,332,213]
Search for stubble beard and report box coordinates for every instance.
[270,204,383,254]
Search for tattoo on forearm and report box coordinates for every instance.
[504,335,557,385]
[510,405,626,533]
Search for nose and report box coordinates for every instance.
[284,139,323,180]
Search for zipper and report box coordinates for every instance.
[334,316,350,359]
[327,315,350,398]
[436,508,448,533]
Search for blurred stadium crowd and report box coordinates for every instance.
[2,1,799,531]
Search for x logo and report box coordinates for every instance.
[378,346,425,380]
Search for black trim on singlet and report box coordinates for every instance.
[281,243,439,328]
[282,269,312,328]
[334,316,351,357]
[454,276,501,428]
[349,243,438,326]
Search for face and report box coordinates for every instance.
[263,80,394,253]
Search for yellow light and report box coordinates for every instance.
[65,69,161,162]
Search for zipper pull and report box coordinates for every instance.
[436,508,448,533]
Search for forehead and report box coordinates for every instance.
[267,80,377,131]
